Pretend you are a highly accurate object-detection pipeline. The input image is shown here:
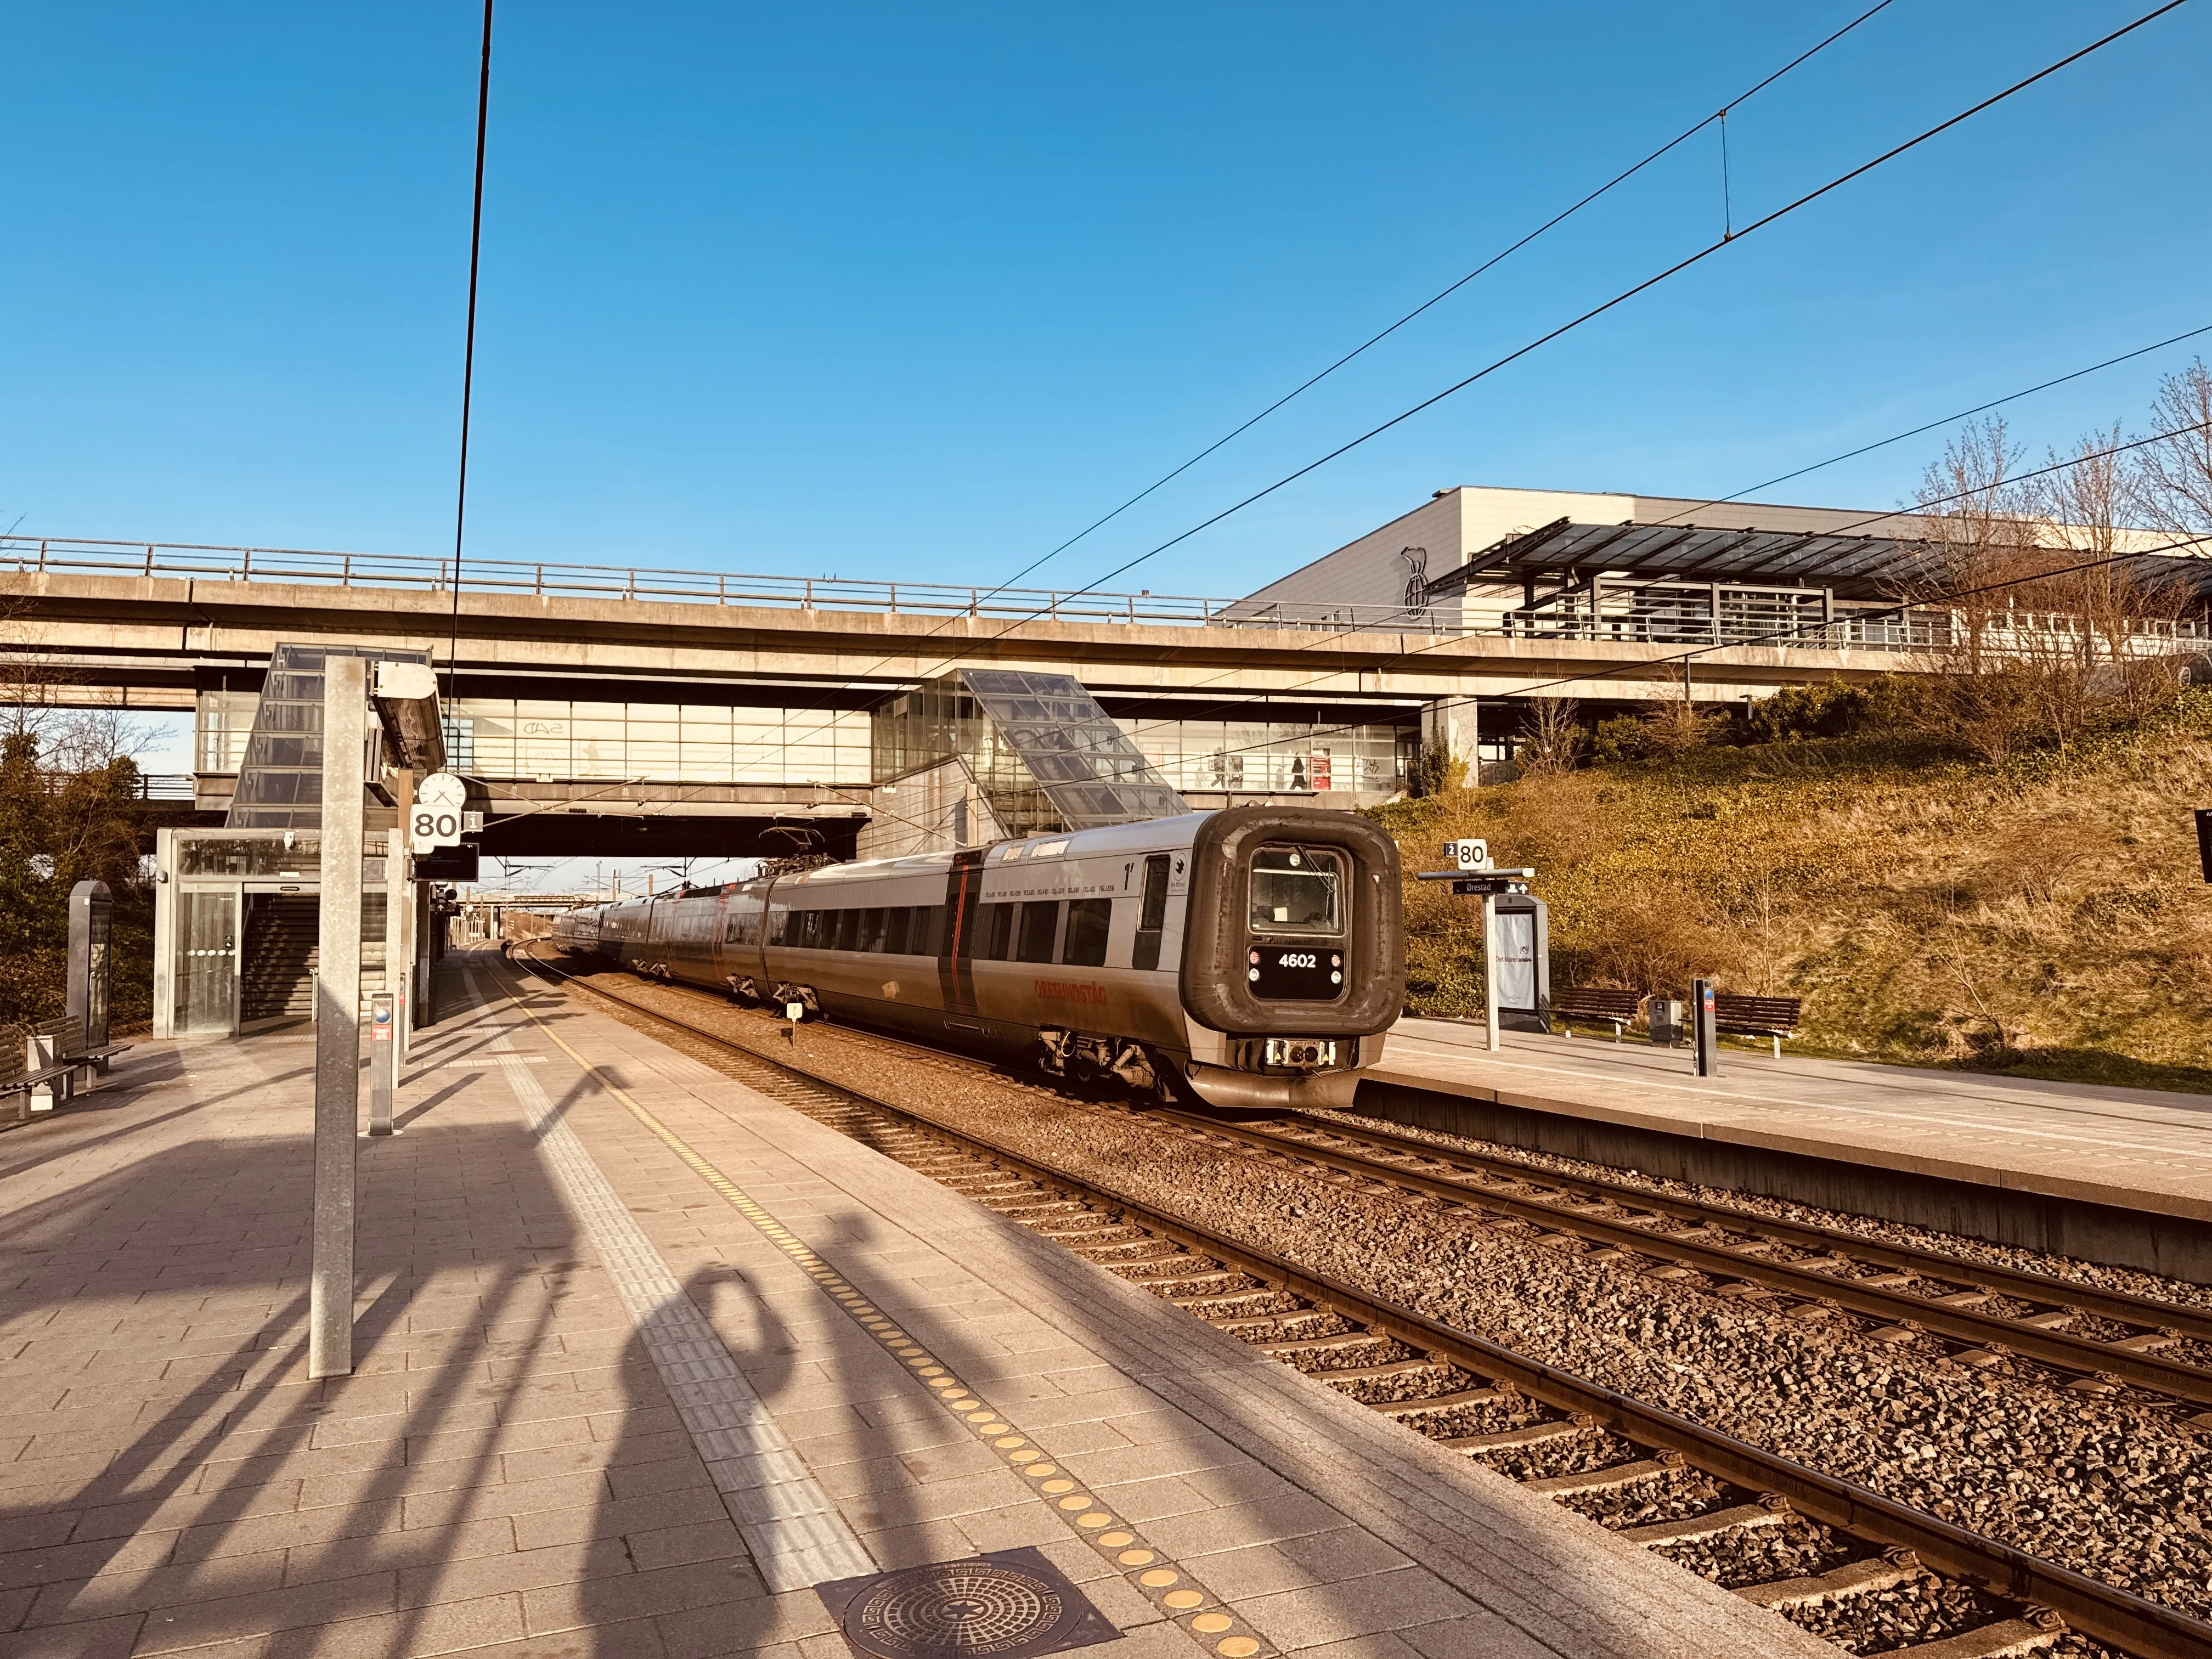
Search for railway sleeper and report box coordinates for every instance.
[1734,1548,1934,1613]
[1211,1308,1342,1337]
[1254,1330,1389,1358]
[1882,1617,2066,1659]
[1523,1454,1684,1497]
[1037,1221,1137,1245]
[1440,1415,1595,1453]
[1312,1357,1452,1385]
[1131,1264,1245,1291]
[1171,1289,1294,1316]
[1617,1499,1791,1547]
[1378,1386,1515,1420]
[991,1197,1092,1219]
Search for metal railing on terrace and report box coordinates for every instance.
[36,770,196,802]
[5,535,2204,654]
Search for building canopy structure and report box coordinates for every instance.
[1423,517,1937,602]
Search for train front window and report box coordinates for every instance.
[1249,847,1342,935]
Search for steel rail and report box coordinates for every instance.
[509,949,2212,1659]
[1158,1109,2212,1406]
[1276,1111,2212,1344]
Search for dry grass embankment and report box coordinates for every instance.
[1369,691,2212,1093]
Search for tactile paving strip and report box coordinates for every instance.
[499,974,1279,1659]
[465,972,876,1594]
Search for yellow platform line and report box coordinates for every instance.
[500,974,1273,1658]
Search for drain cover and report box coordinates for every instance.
[817,1547,1118,1658]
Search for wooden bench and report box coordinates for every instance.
[1,1018,131,1119]
[1711,995,1803,1058]
[1550,988,1644,1042]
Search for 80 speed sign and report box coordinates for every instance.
[413,774,468,854]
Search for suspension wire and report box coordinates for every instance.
[1720,107,1734,240]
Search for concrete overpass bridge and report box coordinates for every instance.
[0,528,2123,855]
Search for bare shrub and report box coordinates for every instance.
[1496,770,1609,870]
[1974,817,2103,906]
[1570,884,1737,1001]
[1514,698,1587,776]
[1640,701,1726,758]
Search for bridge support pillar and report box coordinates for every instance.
[1421,698,1479,783]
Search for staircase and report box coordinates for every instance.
[239,895,390,1024]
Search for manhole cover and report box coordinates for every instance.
[817,1547,1118,1659]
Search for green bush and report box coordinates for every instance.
[1745,681,1871,744]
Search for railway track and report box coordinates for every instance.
[1143,1109,2212,1413]
[509,949,2212,1659]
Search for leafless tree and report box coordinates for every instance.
[1910,416,2045,673]
[2134,357,2212,539]
[1898,415,2192,756]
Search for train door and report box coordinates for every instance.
[1132,854,1170,970]
[938,849,987,1017]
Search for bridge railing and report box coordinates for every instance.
[4,534,2202,657]
[0,533,1380,631]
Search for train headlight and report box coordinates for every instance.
[1262,1037,1337,1069]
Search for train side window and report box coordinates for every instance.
[914,905,945,955]
[1016,900,1060,964]
[880,907,909,955]
[831,909,857,951]
[860,907,887,952]
[979,902,1015,961]
[1062,898,1110,967]
[1132,854,1170,970]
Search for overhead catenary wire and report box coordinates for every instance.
[1052,0,2191,616]
[977,0,1899,601]
[694,4,1913,799]
[445,0,496,711]
[749,0,2191,785]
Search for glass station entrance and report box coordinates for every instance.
[153,828,408,1039]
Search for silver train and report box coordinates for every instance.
[549,805,1406,1110]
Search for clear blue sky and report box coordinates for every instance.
[6,0,2207,606]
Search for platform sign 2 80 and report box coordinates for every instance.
[411,773,469,855]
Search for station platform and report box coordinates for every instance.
[0,952,1829,1659]
[1368,1016,2212,1280]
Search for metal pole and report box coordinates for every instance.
[1482,894,1502,1053]
[389,769,415,1063]
[311,656,367,1380]
[1693,977,1719,1077]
